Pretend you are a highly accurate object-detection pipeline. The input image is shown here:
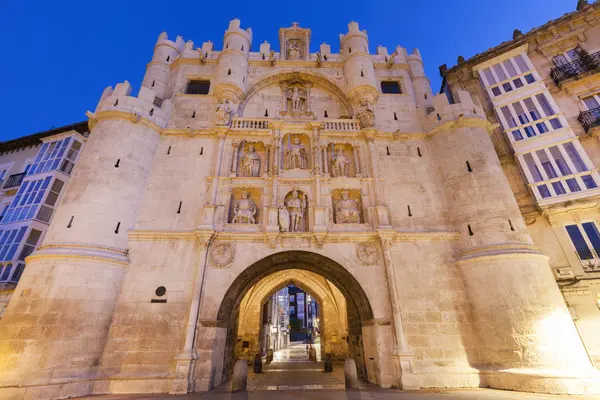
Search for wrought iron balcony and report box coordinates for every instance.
[574,249,600,273]
[551,51,600,85]
[3,172,26,189]
[578,107,600,133]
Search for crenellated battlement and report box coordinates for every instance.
[90,81,173,129]
[423,90,485,132]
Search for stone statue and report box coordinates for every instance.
[331,148,349,177]
[241,145,260,177]
[316,51,323,66]
[357,99,375,128]
[286,137,308,169]
[285,190,306,232]
[215,100,234,126]
[278,207,290,232]
[285,87,307,112]
[232,191,257,224]
[287,40,302,60]
[335,191,360,224]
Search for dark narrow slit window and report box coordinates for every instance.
[417,147,422,157]
[386,147,391,155]
[166,55,170,62]
[67,216,74,228]
[115,222,121,234]
[192,111,196,118]
[200,147,204,155]
[468,224,474,236]
[407,205,412,217]
[264,109,269,117]
[177,201,182,214]
[151,80,155,87]
[115,159,120,168]
[167,146,171,155]
[114,99,119,106]
[509,219,515,231]
[393,112,398,120]
[466,161,472,172]
[324,110,328,118]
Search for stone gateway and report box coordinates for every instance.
[0,16,599,400]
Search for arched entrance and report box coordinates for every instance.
[215,251,374,383]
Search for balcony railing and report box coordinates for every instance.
[230,118,270,130]
[320,119,361,131]
[574,249,600,273]
[551,51,600,85]
[3,172,26,189]
[578,107,600,133]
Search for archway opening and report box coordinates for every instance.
[216,251,374,383]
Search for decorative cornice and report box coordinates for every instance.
[458,243,547,265]
[88,110,163,134]
[27,242,130,266]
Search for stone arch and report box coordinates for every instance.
[236,269,348,359]
[217,250,374,381]
[240,70,354,117]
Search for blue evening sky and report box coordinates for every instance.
[0,0,574,140]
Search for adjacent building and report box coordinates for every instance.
[0,122,88,316]
[441,0,600,368]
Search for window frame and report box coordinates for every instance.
[581,93,600,111]
[564,220,600,273]
[379,80,403,95]
[185,79,211,95]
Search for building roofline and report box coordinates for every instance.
[440,2,600,80]
[0,121,89,153]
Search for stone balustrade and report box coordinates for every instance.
[230,118,270,130]
[320,119,361,132]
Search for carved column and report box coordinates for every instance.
[170,233,214,394]
[265,145,271,177]
[321,146,329,175]
[366,132,390,226]
[230,141,239,176]
[353,145,361,177]
[212,131,227,205]
[380,235,419,390]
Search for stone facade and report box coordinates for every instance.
[442,1,600,371]
[1,16,600,400]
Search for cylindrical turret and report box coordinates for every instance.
[340,21,378,108]
[0,82,168,397]
[213,19,252,104]
[407,48,433,112]
[427,91,600,394]
[141,32,184,100]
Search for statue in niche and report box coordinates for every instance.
[232,191,257,224]
[285,87,308,112]
[286,137,309,169]
[331,147,349,178]
[287,40,303,60]
[357,99,375,128]
[278,207,290,232]
[241,145,260,177]
[335,191,360,224]
[285,190,306,232]
[215,99,234,126]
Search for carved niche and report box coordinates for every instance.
[279,22,311,61]
[229,188,260,224]
[282,133,310,170]
[331,189,363,224]
[279,190,309,232]
[236,141,267,177]
[279,74,315,119]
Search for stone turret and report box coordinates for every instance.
[141,32,184,100]
[407,48,433,113]
[213,19,252,105]
[0,82,171,397]
[339,21,378,127]
[427,90,600,394]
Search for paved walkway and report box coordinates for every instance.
[216,341,346,391]
[80,388,600,399]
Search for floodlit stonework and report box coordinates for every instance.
[1,10,600,400]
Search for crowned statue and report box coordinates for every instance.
[232,191,257,224]
[331,147,349,177]
[241,145,260,177]
[215,99,234,126]
[285,190,306,232]
[287,40,302,60]
[286,137,308,169]
[335,191,360,224]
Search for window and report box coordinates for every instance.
[0,167,10,184]
[582,94,600,110]
[60,140,81,175]
[0,204,8,222]
[185,80,210,95]
[499,94,563,141]
[0,226,27,262]
[381,81,402,94]
[36,179,64,223]
[29,138,71,175]
[553,48,580,66]
[566,222,600,273]
[17,229,41,262]
[2,177,51,223]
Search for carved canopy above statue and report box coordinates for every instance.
[240,71,352,119]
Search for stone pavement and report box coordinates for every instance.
[80,388,600,399]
